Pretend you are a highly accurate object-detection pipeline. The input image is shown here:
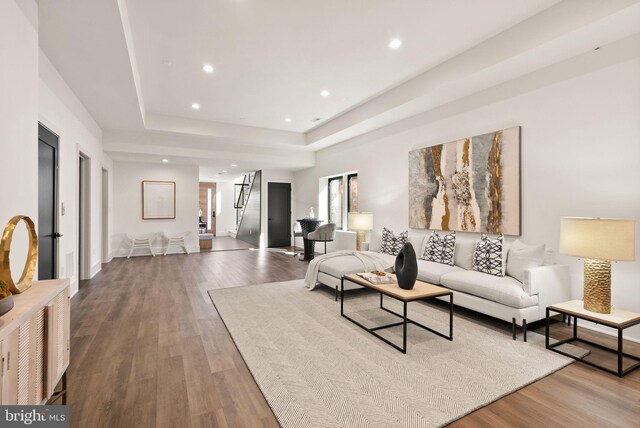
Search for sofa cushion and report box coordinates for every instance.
[318,251,395,278]
[441,270,539,309]
[506,239,545,283]
[453,239,475,270]
[408,234,426,256]
[416,260,463,284]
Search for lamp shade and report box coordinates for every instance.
[559,217,635,261]
[348,212,373,231]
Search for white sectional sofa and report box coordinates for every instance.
[314,232,571,341]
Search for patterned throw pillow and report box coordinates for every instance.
[379,227,408,256]
[422,231,456,266]
[472,234,504,277]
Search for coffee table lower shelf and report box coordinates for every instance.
[340,276,453,354]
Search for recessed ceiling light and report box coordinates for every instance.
[162,159,169,163]
[389,39,402,49]
[231,164,237,167]
[320,90,330,97]
[192,103,200,110]
[222,170,228,173]
[202,64,214,73]
[285,117,292,123]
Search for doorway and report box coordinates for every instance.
[37,124,59,280]
[101,168,109,263]
[78,152,91,281]
[199,182,217,235]
[267,182,291,248]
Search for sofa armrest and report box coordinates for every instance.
[523,264,572,320]
[523,264,569,295]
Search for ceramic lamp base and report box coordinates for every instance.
[584,258,611,314]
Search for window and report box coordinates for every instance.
[328,176,344,228]
[348,174,358,213]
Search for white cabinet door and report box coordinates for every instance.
[47,288,70,397]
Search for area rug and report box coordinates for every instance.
[208,280,575,428]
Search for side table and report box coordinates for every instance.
[545,300,640,377]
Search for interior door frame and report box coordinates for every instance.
[38,122,60,279]
[78,150,91,281]
[267,181,293,248]
[101,167,110,263]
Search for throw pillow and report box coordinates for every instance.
[453,240,475,270]
[472,234,504,277]
[422,231,456,266]
[379,227,408,256]
[506,239,545,283]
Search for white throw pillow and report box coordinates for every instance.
[506,239,545,283]
[453,240,475,270]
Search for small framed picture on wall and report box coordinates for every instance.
[142,180,176,219]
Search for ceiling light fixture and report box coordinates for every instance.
[285,117,292,123]
[222,170,228,173]
[320,90,330,97]
[202,64,214,73]
[231,164,237,167]
[389,39,402,49]
[191,103,200,110]
[162,159,169,163]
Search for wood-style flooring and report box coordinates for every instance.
[70,247,640,427]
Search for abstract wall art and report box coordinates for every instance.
[408,126,520,235]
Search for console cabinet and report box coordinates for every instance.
[0,279,70,404]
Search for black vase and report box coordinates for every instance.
[395,242,418,290]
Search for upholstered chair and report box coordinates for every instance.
[307,223,337,254]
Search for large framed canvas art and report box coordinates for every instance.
[408,126,520,235]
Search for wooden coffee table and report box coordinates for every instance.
[341,274,453,353]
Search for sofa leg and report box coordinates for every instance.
[512,318,516,340]
[523,319,527,342]
[335,286,338,302]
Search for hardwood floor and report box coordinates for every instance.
[70,249,639,427]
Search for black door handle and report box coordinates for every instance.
[268,218,272,221]
[53,232,63,239]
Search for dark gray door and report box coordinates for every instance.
[267,183,291,248]
[38,124,59,280]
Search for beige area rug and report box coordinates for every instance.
[209,280,574,428]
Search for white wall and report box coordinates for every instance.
[39,51,113,292]
[112,161,200,255]
[0,0,39,283]
[294,59,640,340]
[1,1,112,297]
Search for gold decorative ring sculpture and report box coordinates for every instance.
[0,216,38,294]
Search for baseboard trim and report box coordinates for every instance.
[90,262,102,278]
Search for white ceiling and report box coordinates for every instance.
[125,0,558,132]
[35,0,640,177]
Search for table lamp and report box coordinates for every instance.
[559,217,635,314]
[348,212,373,251]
